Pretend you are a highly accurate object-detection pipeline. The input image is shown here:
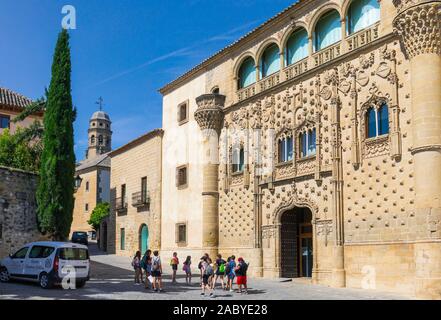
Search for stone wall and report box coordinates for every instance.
[0,166,43,258]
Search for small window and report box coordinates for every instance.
[211,87,220,94]
[121,184,127,206]
[120,228,125,250]
[176,223,187,244]
[12,247,29,259]
[141,177,148,202]
[300,128,317,158]
[178,102,188,124]
[29,246,55,259]
[0,115,10,129]
[98,135,103,145]
[278,136,294,163]
[176,165,188,188]
[99,122,103,127]
[85,203,89,212]
[232,146,245,173]
[366,104,389,138]
[90,135,95,144]
[85,181,89,192]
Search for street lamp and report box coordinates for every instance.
[74,175,82,190]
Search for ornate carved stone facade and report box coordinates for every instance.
[160,0,441,299]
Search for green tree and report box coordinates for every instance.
[88,202,110,231]
[36,29,76,240]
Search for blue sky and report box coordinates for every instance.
[0,0,295,160]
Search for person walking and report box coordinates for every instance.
[141,250,153,290]
[226,255,236,292]
[183,256,192,285]
[201,257,215,298]
[213,254,226,290]
[131,251,142,285]
[151,250,163,292]
[198,255,206,285]
[170,252,179,284]
[235,257,249,294]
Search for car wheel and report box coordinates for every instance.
[39,272,53,289]
[76,280,86,289]
[0,268,10,283]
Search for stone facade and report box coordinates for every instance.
[159,0,441,299]
[0,166,44,258]
[108,129,163,257]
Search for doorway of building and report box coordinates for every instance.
[139,224,149,254]
[280,207,313,278]
[101,222,108,252]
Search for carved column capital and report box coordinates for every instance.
[194,93,225,133]
[393,0,441,58]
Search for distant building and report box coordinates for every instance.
[107,129,163,256]
[0,87,43,134]
[70,110,112,239]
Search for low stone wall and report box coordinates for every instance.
[0,166,44,258]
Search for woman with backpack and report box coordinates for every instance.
[201,257,215,298]
[141,250,152,290]
[131,251,142,285]
[235,257,248,294]
[183,256,192,285]
[213,254,226,291]
[151,250,163,292]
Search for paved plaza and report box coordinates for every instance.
[0,244,413,300]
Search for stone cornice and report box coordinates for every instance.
[393,1,441,58]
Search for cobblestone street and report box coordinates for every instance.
[0,244,413,300]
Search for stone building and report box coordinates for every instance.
[0,87,43,134]
[0,166,43,258]
[108,129,163,256]
[159,0,441,299]
[70,110,112,239]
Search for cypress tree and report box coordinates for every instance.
[36,29,75,240]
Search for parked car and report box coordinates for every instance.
[71,231,89,245]
[0,241,90,289]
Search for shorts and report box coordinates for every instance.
[228,273,235,280]
[202,275,210,285]
[151,270,161,278]
[172,264,178,271]
[236,276,247,285]
[215,270,225,276]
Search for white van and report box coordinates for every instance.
[0,241,90,289]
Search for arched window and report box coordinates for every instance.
[260,44,280,78]
[366,104,389,138]
[238,57,256,89]
[300,128,316,158]
[286,28,309,66]
[232,146,245,173]
[347,0,380,34]
[98,135,103,145]
[90,135,95,144]
[278,136,294,163]
[315,10,342,51]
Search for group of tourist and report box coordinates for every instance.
[131,250,249,296]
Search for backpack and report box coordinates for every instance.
[219,262,226,273]
[140,255,147,269]
[241,262,249,274]
[225,263,231,274]
[204,264,214,276]
[152,256,160,271]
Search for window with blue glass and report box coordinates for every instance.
[0,115,10,129]
[232,146,245,173]
[366,104,389,138]
[261,44,280,78]
[286,28,309,66]
[238,57,256,89]
[347,0,380,34]
[278,136,294,163]
[300,128,316,158]
[315,10,342,51]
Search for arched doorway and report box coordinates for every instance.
[280,207,313,278]
[139,224,149,254]
[102,222,108,252]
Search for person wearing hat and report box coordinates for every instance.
[234,257,249,294]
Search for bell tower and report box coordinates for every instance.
[86,103,112,159]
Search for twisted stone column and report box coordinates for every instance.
[394,0,441,299]
[194,94,225,258]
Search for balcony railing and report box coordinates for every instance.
[237,84,257,102]
[347,22,380,52]
[259,72,280,92]
[284,58,308,81]
[312,42,342,68]
[132,191,150,207]
[115,196,128,213]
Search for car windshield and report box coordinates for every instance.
[73,232,87,237]
[58,248,89,260]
